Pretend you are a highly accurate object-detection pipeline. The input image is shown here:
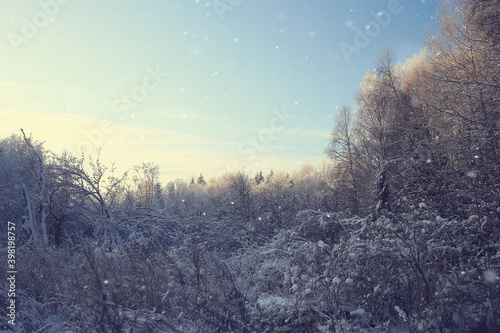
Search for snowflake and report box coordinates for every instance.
[484,269,499,284]
[467,171,477,178]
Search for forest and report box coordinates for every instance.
[0,0,499,331]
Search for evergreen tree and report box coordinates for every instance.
[197,173,207,186]
[266,170,274,183]
[254,171,264,185]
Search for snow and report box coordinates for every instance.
[394,306,407,321]
[350,308,366,316]
[257,294,293,312]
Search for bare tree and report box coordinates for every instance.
[423,0,500,216]
[17,129,49,246]
[229,171,253,222]
[51,150,127,218]
[132,162,161,207]
[326,105,362,214]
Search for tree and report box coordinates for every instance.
[423,0,500,217]
[0,136,26,239]
[266,170,274,183]
[52,150,126,218]
[132,162,161,207]
[164,178,189,214]
[259,170,297,227]
[355,56,400,213]
[228,171,253,222]
[197,173,207,186]
[254,171,264,185]
[0,132,50,246]
[468,0,500,47]
[326,105,362,214]
[152,182,165,208]
[186,184,209,216]
[353,47,442,214]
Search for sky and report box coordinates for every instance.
[0,0,437,183]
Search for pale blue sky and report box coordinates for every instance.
[0,0,437,181]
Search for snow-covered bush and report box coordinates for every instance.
[294,209,343,244]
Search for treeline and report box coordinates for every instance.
[0,130,340,248]
[327,0,500,219]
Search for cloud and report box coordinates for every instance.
[144,106,209,120]
[0,110,95,146]
[0,109,325,182]
[0,110,236,180]
[0,82,22,87]
[302,128,331,139]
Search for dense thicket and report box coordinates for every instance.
[327,0,500,220]
[0,0,499,331]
